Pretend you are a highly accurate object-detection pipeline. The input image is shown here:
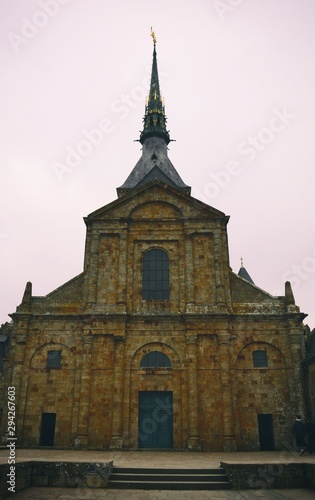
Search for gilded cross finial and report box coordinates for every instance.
[151,27,157,44]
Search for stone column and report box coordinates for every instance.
[186,336,201,449]
[218,332,237,451]
[110,336,125,449]
[75,333,93,449]
[86,233,99,307]
[185,235,195,306]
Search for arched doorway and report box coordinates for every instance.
[138,351,173,448]
[129,343,182,449]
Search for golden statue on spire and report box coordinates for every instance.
[151,27,157,44]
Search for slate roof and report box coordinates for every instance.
[238,265,255,284]
[117,137,191,197]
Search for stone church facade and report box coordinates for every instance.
[0,40,309,451]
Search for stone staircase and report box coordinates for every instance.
[108,466,231,490]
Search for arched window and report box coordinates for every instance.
[140,351,172,368]
[142,249,169,300]
[253,350,268,368]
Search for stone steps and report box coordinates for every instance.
[108,467,231,490]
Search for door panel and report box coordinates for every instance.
[258,414,275,451]
[40,413,56,446]
[138,391,173,449]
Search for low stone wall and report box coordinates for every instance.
[0,462,32,499]
[32,461,113,488]
[0,461,113,498]
[306,464,315,489]
[221,462,315,490]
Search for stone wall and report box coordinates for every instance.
[0,462,32,499]
[221,462,315,490]
[0,461,112,498]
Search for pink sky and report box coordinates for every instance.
[1,0,315,328]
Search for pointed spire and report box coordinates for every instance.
[238,259,255,284]
[140,29,170,145]
[117,31,191,198]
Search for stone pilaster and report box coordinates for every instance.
[213,232,226,307]
[75,333,93,449]
[185,235,195,305]
[86,233,99,307]
[186,335,201,449]
[10,323,28,443]
[218,332,237,451]
[110,336,125,449]
[117,231,128,306]
[288,325,306,416]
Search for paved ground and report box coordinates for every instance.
[1,449,314,499]
[1,449,314,466]
[10,486,315,499]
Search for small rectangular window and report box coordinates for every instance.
[253,350,268,368]
[47,350,61,369]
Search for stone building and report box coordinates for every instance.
[0,39,310,451]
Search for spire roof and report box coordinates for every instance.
[238,258,255,284]
[139,29,170,145]
[117,30,191,198]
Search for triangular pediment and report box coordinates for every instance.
[86,179,228,223]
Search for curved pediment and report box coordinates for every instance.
[130,201,182,219]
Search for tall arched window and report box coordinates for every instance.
[142,249,169,300]
[140,351,172,368]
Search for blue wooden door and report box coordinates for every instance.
[138,391,173,448]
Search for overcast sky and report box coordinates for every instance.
[1,0,315,329]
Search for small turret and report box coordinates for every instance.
[238,257,255,284]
